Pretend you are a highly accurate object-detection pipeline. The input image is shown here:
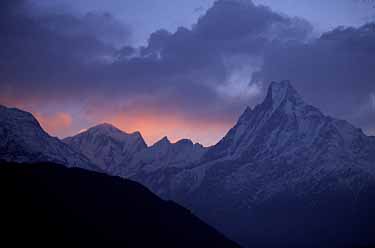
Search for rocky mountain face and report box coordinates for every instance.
[152,81,375,247]
[124,137,207,197]
[2,81,375,247]
[126,137,206,175]
[63,123,147,173]
[0,105,96,170]
[63,124,207,185]
[203,81,375,166]
[130,81,375,248]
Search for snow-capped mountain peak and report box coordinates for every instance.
[63,123,147,172]
[80,123,143,142]
[261,80,307,117]
[268,80,303,104]
[0,105,96,170]
[203,81,371,164]
[132,82,375,247]
[123,136,207,182]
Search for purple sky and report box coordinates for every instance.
[1,0,374,145]
[33,0,375,45]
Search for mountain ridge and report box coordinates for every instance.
[63,123,148,173]
[1,81,375,247]
[0,105,97,171]
[202,80,372,164]
[127,81,375,247]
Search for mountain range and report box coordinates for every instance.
[1,81,375,247]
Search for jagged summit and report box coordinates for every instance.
[141,81,375,247]
[151,136,172,148]
[237,81,306,125]
[124,135,208,181]
[203,80,370,163]
[264,80,305,110]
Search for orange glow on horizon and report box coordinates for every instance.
[98,112,231,146]
[34,112,73,137]
[0,96,232,146]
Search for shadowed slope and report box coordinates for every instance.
[0,161,240,248]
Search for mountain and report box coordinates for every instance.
[203,81,375,164]
[0,161,240,248]
[130,81,375,248]
[63,124,207,182]
[3,81,374,247]
[124,136,207,197]
[0,105,96,170]
[125,137,206,176]
[63,123,147,173]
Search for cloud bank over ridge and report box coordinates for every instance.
[1,0,374,144]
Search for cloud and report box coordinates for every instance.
[3,0,374,143]
[0,0,129,100]
[253,23,375,134]
[1,0,311,141]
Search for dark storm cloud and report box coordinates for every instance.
[2,0,374,140]
[253,23,375,134]
[106,0,312,119]
[0,0,130,102]
[0,0,312,124]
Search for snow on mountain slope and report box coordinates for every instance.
[63,122,206,182]
[0,105,96,170]
[133,81,375,200]
[203,80,375,167]
[181,81,375,204]
[125,137,206,176]
[122,137,207,197]
[129,81,375,247]
[63,123,147,173]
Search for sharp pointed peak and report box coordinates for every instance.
[265,80,304,107]
[268,80,295,96]
[161,136,171,143]
[130,130,143,138]
[153,136,171,147]
[270,80,292,88]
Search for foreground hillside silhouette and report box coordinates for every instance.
[0,162,239,248]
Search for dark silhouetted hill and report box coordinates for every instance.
[0,161,240,248]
